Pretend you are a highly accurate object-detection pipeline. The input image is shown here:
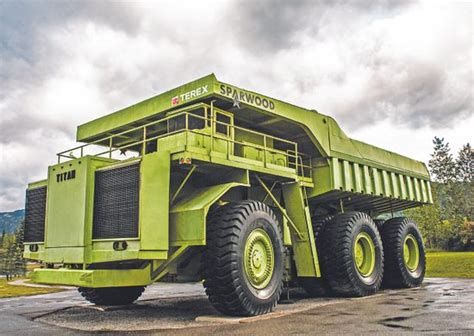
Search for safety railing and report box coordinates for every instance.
[57,103,313,180]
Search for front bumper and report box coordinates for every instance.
[31,265,154,288]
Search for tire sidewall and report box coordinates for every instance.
[350,219,384,289]
[238,209,284,305]
[398,222,426,285]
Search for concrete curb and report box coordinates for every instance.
[195,294,383,325]
[8,279,74,290]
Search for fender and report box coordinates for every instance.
[169,170,250,246]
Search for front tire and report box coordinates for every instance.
[78,286,145,305]
[380,217,425,288]
[319,212,384,297]
[203,200,284,316]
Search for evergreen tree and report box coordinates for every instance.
[456,143,473,183]
[407,137,472,250]
[428,137,456,183]
[0,229,5,247]
[451,143,474,222]
[14,222,26,276]
[5,221,26,278]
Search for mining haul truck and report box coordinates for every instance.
[23,74,432,316]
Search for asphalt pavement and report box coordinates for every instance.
[0,278,472,335]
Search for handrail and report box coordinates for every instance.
[57,109,194,157]
[56,103,313,179]
[59,103,296,158]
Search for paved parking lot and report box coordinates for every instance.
[0,278,473,335]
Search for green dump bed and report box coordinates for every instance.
[76,74,432,213]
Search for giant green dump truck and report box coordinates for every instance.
[23,74,431,316]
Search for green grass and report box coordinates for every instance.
[0,252,470,297]
[0,279,64,298]
[426,251,474,278]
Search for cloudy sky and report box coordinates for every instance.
[0,0,472,211]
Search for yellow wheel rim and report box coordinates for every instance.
[403,234,420,272]
[244,228,274,289]
[353,232,376,277]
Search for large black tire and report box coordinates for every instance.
[78,286,145,305]
[380,217,426,288]
[373,219,385,229]
[298,215,333,297]
[203,200,284,316]
[319,212,384,297]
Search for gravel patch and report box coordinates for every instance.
[35,289,349,332]
[37,295,215,331]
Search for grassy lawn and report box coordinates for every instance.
[426,251,474,278]
[0,279,64,298]
[0,252,470,298]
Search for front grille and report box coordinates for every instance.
[24,187,47,242]
[93,163,140,239]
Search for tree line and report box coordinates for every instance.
[406,137,473,250]
[0,223,26,279]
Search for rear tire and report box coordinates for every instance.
[203,200,284,316]
[78,286,145,305]
[374,219,385,229]
[319,212,384,297]
[380,217,425,288]
[299,215,333,297]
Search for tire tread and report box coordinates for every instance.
[203,200,283,316]
[319,212,384,297]
[78,286,145,305]
[381,217,425,288]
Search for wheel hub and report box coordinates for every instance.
[244,228,274,289]
[251,249,263,268]
[353,232,376,277]
[403,234,420,272]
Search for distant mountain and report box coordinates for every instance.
[0,209,25,234]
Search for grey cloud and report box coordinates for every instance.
[0,112,74,145]
[227,0,472,130]
[0,0,142,101]
[346,62,460,128]
[344,48,472,129]
[228,0,322,52]
[227,0,413,53]
[0,1,141,52]
[0,0,472,211]
[349,0,413,11]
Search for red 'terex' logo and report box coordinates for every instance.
[171,96,180,105]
